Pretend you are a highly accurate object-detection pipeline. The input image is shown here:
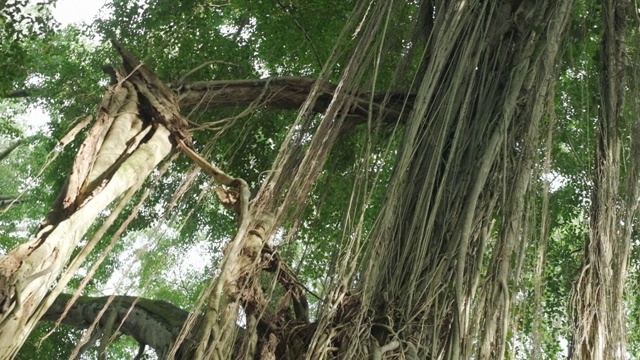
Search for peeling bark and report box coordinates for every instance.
[0,43,187,359]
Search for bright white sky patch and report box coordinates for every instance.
[51,0,108,27]
[20,106,49,136]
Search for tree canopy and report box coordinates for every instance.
[1,0,640,359]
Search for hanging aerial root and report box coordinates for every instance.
[175,137,287,359]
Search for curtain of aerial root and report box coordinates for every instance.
[336,2,574,360]
[475,3,573,359]
[570,0,631,359]
[0,72,174,358]
[180,2,408,360]
[531,97,556,359]
[614,59,640,358]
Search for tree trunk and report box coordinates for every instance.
[570,0,635,358]
[350,1,573,359]
[42,293,189,359]
[0,43,184,359]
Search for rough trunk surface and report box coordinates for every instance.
[0,42,187,359]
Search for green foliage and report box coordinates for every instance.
[0,131,55,254]
[0,101,26,138]
[16,322,82,360]
[0,0,57,94]
[2,0,640,358]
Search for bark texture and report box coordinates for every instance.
[43,294,188,358]
[0,42,187,358]
[570,0,635,358]
[352,2,573,359]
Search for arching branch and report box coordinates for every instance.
[174,77,414,129]
[42,293,188,359]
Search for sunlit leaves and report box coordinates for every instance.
[0,0,57,94]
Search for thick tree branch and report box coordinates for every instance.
[42,293,189,359]
[0,196,23,211]
[3,90,31,99]
[174,77,414,130]
[3,77,414,133]
[0,139,23,162]
[41,293,302,359]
